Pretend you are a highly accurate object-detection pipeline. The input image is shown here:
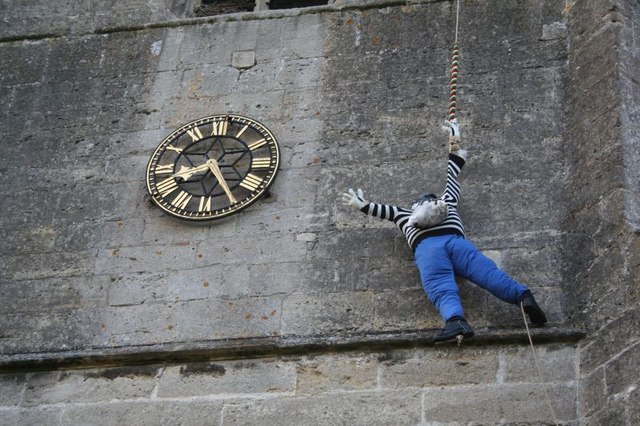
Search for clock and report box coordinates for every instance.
[145,114,280,221]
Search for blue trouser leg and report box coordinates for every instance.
[445,235,528,304]
[415,235,464,321]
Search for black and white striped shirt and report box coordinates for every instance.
[360,153,466,252]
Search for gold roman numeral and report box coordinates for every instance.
[198,196,212,212]
[248,138,267,151]
[166,144,182,153]
[212,120,228,136]
[155,164,174,175]
[172,191,192,209]
[251,157,271,169]
[235,124,249,139]
[187,127,204,142]
[239,173,263,191]
[157,177,178,196]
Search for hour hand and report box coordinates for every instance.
[172,164,209,180]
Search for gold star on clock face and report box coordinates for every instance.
[145,114,280,221]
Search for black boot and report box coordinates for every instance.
[520,291,547,325]
[434,316,474,343]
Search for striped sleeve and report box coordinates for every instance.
[360,202,412,223]
[443,153,465,205]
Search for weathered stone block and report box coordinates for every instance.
[604,340,640,397]
[502,344,577,384]
[295,353,378,395]
[629,385,640,425]
[53,181,144,225]
[157,358,295,397]
[95,243,197,275]
[222,391,422,425]
[580,367,606,418]
[61,400,224,426]
[140,218,211,245]
[232,50,256,70]
[0,40,51,87]
[580,308,640,373]
[1,275,108,313]
[1,308,99,353]
[583,401,628,426]
[257,13,326,59]
[195,233,307,267]
[1,249,96,281]
[423,383,577,424]
[181,66,240,97]
[309,228,397,262]
[0,373,27,405]
[97,295,283,345]
[171,297,282,340]
[0,406,62,426]
[221,261,310,298]
[373,288,439,331]
[22,366,159,406]
[94,304,178,347]
[380,347,499,388]
[281,291,374,336]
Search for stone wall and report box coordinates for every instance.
[0,0,636,424]
[564,0,640,424]
[0,0,568,355]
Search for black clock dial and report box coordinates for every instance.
[145,114,280,221]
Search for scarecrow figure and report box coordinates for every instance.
[342,121,547,343]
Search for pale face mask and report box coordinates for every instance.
[407,193,448,228]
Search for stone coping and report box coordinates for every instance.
[0,0,446,42]
[0,327,585,372]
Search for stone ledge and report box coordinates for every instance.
[0,0,446,42]
[0,326,585,372]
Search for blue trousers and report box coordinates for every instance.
[414,234,529,321]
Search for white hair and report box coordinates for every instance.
[407,199,448,228]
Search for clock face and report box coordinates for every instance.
[145,114,280,221]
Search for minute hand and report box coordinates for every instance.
[207,159,237,204]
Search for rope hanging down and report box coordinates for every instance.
[520,303,559,426]
[448,0,461,122]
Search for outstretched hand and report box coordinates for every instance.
[342,188,368,209]
[442,119,461,141]
[442,119,462,153]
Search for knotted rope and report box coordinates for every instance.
[448,43,460,122]
[448,0,461,122]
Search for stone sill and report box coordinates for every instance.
[0,326,585,372]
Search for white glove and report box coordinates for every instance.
[342,188,368,209]
[454,148,468,161]
[442,119,461,142]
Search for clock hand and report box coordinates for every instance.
[206,159,237,204]
[172,163,210,180]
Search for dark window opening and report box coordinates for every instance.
[268,0,329,9]
[196,0,254,16]
[195,0,329,17]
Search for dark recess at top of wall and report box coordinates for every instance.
[195,0,329,17]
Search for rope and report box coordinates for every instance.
[448,44,459,121]
[448,0,461,121]
[454,0,460,44]
[520,302,560,426]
